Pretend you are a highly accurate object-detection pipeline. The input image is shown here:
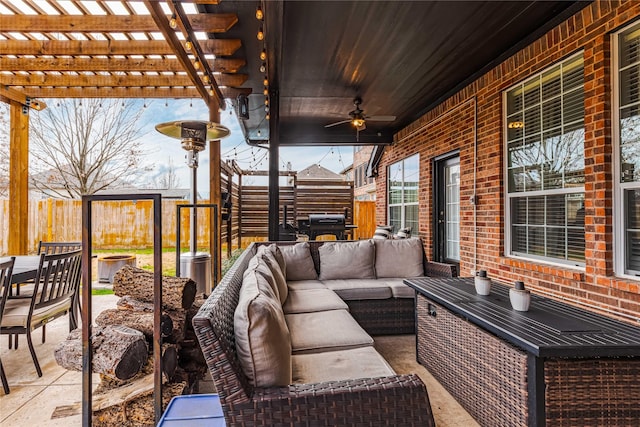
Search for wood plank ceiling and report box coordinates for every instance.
[0,0,252,110]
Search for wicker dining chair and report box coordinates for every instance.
[0,250,82,377]
[0,257,15,394]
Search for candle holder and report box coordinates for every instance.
[474,270,492,295]
[509,281,531,311]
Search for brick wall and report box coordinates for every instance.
[376,0,640,323]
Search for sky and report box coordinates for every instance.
[138,99,354,190]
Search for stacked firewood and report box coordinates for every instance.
[53,266,208,427]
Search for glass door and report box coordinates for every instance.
[434,155,460,265]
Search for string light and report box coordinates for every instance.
[263,76,269,86]
[185,39,193,51]
[169,13,177,29]
[266,113,270,120]
[257,27,264,41]
[193,58,201,69]
[203,74,210,83]
[263,88,268,96]
[256,6,263,20]
[265,98,269,106]
[260,49,267,61]
[260,63,266,73]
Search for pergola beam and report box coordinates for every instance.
[0,13,238,33]
[12,86,251,99]
[1,73,247,88]
[0,39,242,56]
[8,102,29,255]
[0,84,46,110]
[0,57,245,73]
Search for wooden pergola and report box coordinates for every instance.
[0,0,254,279]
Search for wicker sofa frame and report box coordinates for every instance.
[192,240,453,426]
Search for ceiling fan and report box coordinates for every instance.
[325,97,396,141]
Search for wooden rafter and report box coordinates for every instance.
[17,86,251,99]
[0,39,242,56]
[0,13,238,33]
[0,57,246,73]
[1,73,248,88]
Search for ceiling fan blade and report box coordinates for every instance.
[365,115,396,122]
[324,119,351,128]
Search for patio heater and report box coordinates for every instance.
[155,120,230,294]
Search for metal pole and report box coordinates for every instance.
[81,196,93,427]
[189,151,198,254]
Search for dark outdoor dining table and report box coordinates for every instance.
[2,255,42,285]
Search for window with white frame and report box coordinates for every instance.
[615,21,640,276]
[505,53,585,265]
[388,154,419,233]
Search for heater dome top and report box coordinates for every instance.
[155,120,231,146]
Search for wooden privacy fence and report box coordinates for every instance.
[0,198,235,254]
[0,176,374,255]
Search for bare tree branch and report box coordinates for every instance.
[29,98,152,198]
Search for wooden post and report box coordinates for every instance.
[47,197,53,241]
[209,107,222,288]
[8,101,29,255]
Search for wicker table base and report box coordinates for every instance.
[416,295,640,427]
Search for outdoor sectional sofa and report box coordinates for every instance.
[192,238,457,426]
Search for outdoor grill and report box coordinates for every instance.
[308,214,346,240]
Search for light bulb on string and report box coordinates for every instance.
[260,63,266,73]
[185,39,193,51]
[263,88,268,96]
[257,27,264,41]
[203,74,210,83]
[256,6,263,20]
[193,58,201,69]
[263,76,269,86]
[169,13,177,29]
[266,113,270,120]
[265,98,269,106]
[260,49,267,61]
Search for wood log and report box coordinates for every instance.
[112,265,196,310]
[54,325,148,380]
[95,309,173,339]
[117,296,187,343]
[51,374,187,425]
[97,344,179,391]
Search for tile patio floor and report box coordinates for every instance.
[1,294,477,426]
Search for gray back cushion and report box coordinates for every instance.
[374,238,424,278]
[280,242,318,281]
[318,240,375,280]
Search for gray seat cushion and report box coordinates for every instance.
[283,289,348,314]
[384,278,419,298]
[286,280,327,291]
[322,279,393,300]
[285,309,373,354]
[292,346,396,384]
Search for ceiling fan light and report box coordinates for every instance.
[352,118,365,127]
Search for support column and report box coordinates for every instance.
[209,107,222,288]
[8,101,29,255]
[268,90,280,241]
